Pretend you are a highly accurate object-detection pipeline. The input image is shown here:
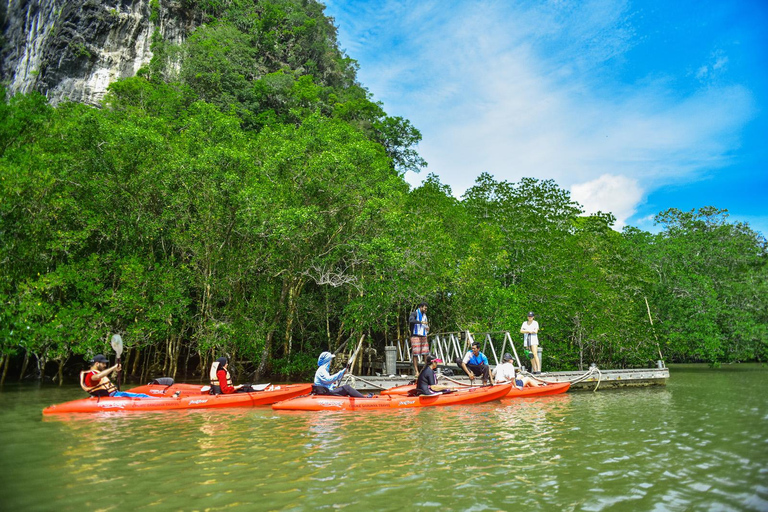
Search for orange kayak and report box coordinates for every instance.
[126,382,292,398]
[272,383,512,411]
[381,381,570,398]
[43,383,312,414]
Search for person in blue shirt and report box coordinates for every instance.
[454,342,491,385]
[313,351,366,397]
[408,302,430,375]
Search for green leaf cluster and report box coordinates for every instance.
[1,0,765,383]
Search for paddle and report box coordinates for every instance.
[110,334,123,391]
[346,335,365,375]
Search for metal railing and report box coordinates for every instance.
[397,330,524,369]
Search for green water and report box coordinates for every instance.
[0,365,766,511]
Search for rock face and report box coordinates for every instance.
[1,0,194,106]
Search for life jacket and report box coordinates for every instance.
[209,362,233,395]
[80,370,117,397]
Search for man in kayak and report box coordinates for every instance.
[492,353,542,388]
[416,354,452,395]
[454,342,491,385]
[80,355,153,398]
[210,357,256,394]
[408,302,430,375]
[313,351,367,397]
[521,311,541,374]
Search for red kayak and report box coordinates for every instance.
[43,383,312,414]
[272,383,513,411]
[381,381,570,398]
[126,382,299,398]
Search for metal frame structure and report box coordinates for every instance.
[397,330,524,369]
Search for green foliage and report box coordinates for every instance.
[1,2,764,383]
[149,0,160,23]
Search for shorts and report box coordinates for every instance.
[411,336,429,356]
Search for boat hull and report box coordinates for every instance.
[272,383,512,411]
[381,381,570,398]
[43,383,312,414]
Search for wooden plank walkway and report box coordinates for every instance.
[344,365,669,392]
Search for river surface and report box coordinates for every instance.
[0,364,766,511]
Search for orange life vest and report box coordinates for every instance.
[80,370,117,397]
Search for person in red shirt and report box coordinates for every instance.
[210,357,252,394]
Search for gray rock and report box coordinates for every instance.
[1,0,193,105]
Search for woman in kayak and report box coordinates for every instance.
[313,351,367,397]
[81,355,153,398]
[209,357,257,394]
[416,354,452,395]
[492,353,542,388]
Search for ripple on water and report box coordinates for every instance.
[2,367,768,511]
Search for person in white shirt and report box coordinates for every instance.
[520,311,541,374]
[493,353,542,387]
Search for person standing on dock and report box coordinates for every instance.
[409,302,430,375]
[521,312,541,374]
[454,342,491,385]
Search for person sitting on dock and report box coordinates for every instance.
[313,351,367,398]
[80,355,153,398]
[454,342,491,385]
[416,354,453,395]
[493,353,542,388]
[210,357,257,394]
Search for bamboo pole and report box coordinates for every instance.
[645,296,664,362]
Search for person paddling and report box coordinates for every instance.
[313,351,368,397]
[80,355,153,398]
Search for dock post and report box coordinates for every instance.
[385,345,397,376]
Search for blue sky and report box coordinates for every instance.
[323,0,767,235]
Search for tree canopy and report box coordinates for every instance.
[1,0,765,384]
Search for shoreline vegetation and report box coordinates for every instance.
[1,0,765,386]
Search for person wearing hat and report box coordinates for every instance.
[492,353,542,388]
[454,341,492,385]
[313,351,367,397]
[521,312,541,374]
[408,302,430,375]
[209,357,252,394]
[80,355,153,398]
[416,354,453,395]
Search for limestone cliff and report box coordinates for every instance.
[1,0,194,105]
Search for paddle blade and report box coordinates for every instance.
[110,334,123,357]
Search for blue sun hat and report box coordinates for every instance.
[318,351,335,367]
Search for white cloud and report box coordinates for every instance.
[570,174,644,229]
[327,0,757,227]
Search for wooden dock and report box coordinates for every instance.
[344,365,669,392]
